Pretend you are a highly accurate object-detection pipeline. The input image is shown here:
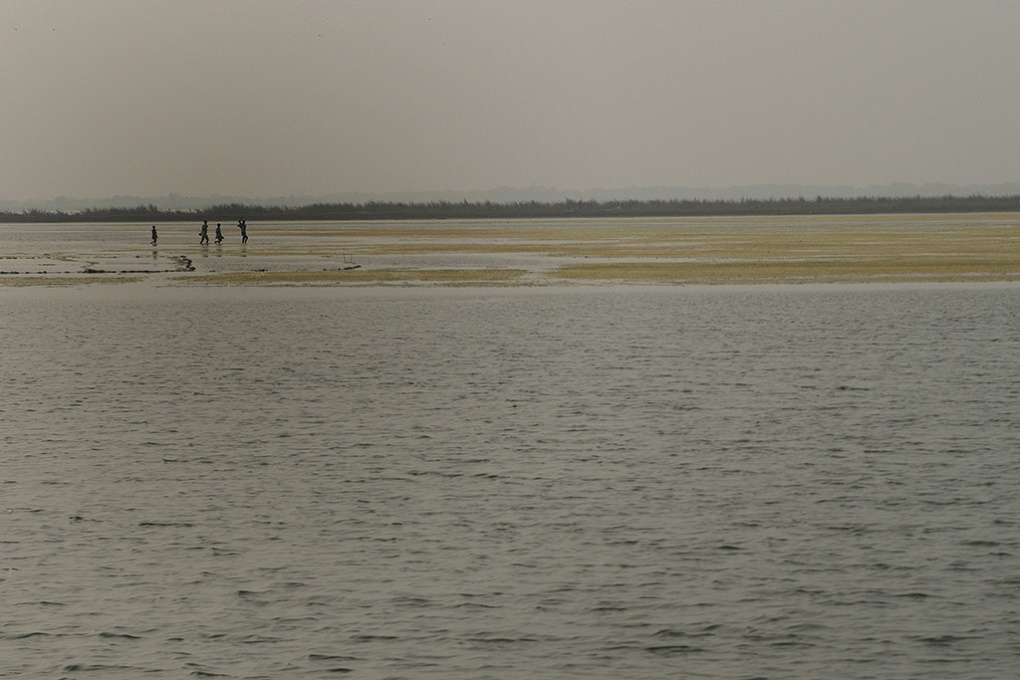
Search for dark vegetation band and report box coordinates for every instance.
[4,194,1020,223]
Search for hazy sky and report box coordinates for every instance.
[2,0,1019,200]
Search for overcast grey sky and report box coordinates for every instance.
[2,0,1019,201]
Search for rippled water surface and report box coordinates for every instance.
[2,284,1019,678]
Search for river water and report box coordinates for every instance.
[2,282,1019,678]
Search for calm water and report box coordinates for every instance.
[2,283,1019,679]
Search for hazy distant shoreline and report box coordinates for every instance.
[3,194,1020,223]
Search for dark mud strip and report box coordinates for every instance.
[82,255,195,274]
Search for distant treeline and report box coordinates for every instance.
[3,194,1020,223]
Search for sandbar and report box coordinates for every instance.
[1,213,1017,287]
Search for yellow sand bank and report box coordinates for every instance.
[245,213,1019,285]
[2,213,1017,286]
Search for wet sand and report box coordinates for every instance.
[1,213,1018,287]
